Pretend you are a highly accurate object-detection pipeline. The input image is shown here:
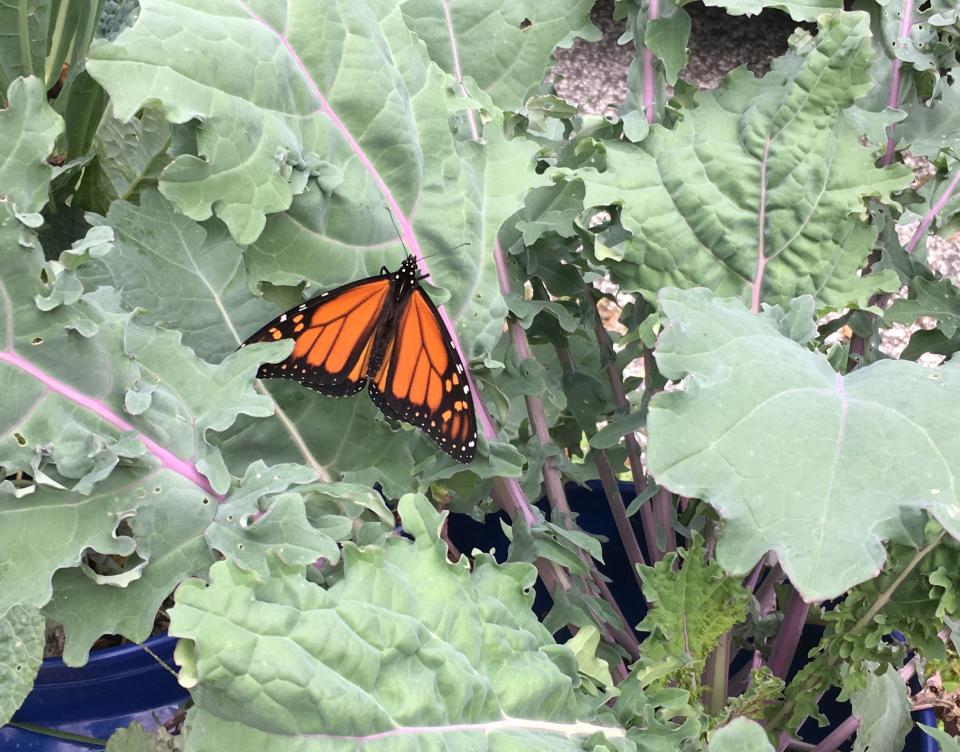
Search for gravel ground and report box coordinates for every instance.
[553,0,960,363]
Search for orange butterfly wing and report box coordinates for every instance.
[368,289,477,462]
[245,276,391,397]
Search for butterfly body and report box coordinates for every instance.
[244,256,477,462]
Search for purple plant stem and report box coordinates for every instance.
[641,349,677,558]
[594,450,648,587]
[883,0,915,166]
[0,349,221,499]
[751,137,773,314]
[493,243,568,515]
[906,168,960,254]
[769,589,810,679]
[589,290,664,562]
[642,0,660,123]
[554,342,649,595]
[808,716,860,752]
[590,566,642,661]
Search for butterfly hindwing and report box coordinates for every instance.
[368,288,477,463]
[245,275,391,397]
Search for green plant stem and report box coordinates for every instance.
[851,529,946,634]
[767,530,946,731]
[18,0,34,78]
[9,722,106,747]
[587,288,664,562]
[44,0,73,88]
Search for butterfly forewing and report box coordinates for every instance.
[246,276,391,397]
[368,289,477,462]
[244,257,476,463]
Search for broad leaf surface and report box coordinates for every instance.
[577,12,911,311]
[78,189,279,363]
[849,665,912,752]
[0,106,287,631]
[400,0,598,110]
[77,104,174,213]
[647,288,960,600]
[0,76,63,214]
[701,0,840,21]
[0,604,44,726]
[0,5,49,92]
[169,494,629,750]
[708,718,775,752]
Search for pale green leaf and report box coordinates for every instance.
[0,604,44,726]
[0,190,286,625]
[0,3,49,90]
[644,7,691,86]
[849,665,912,752]
[105,722,185,752]
[77,104,173,213]
[42,478,215,666]
[647,288,960,600]
[169,494,629,750]
[578,12,911,311]
[886,277,960,337]
[400,0,599,110]
[78,189,279,362]
[708,718,775,752]
[918,725,960,751]
[0,76,63,214]
[205,461,343,578]
[898,82,960,160]
[701,0,840,22]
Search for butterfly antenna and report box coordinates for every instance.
[384,206,410,259]
[419,242,471,263]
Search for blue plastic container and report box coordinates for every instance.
[0,634,189,750]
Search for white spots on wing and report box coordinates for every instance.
[279,314,287,322]
[468,440,475,447]
[298,304,307,311]
[463,385,469,394]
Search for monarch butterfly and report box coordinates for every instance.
[242,256,477,463]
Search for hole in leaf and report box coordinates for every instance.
[13,433,27,446]
[31,337,42,345]
[39,268,49,284]
[519,17,532,29]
